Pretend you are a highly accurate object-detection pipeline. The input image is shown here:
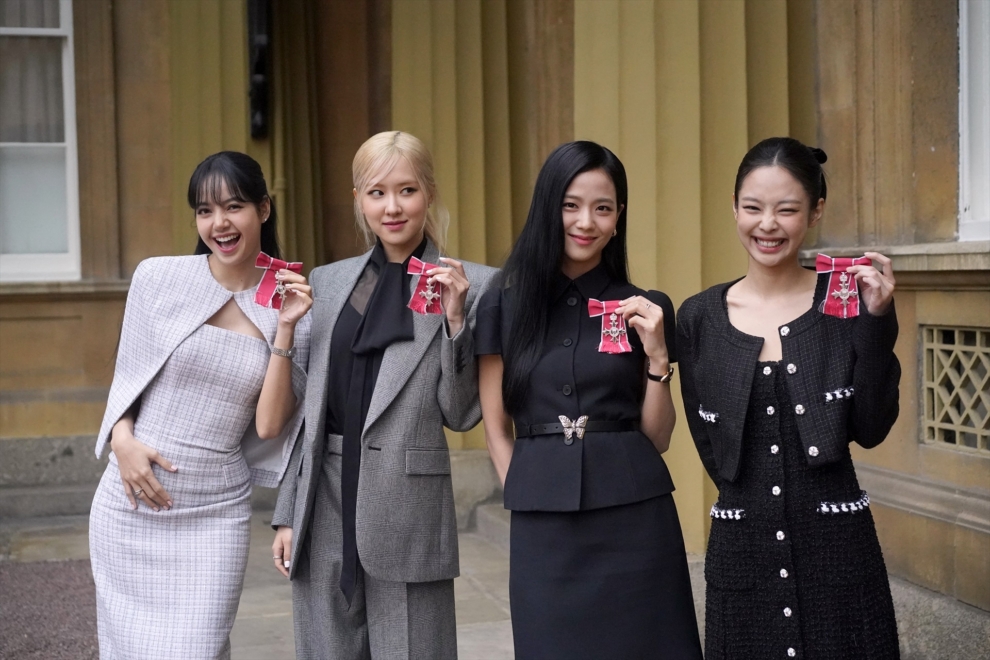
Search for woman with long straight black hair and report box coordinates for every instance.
[476,141,703,659]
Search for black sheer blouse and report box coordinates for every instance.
[475,263,679,512]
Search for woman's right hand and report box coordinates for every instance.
[110,431,176,511]
[273,526,293,578]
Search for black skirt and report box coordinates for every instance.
[510,495,703,660]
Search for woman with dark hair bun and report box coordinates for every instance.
[477,141,703,659]
[89,151,312,659]
[678,137,900,658]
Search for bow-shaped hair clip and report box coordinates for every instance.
[559,415,589,440]
[255,252,303,310]
[588,299,632,353]
[407,256,444,315]
[815,253,870,318]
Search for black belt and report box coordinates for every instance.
[523,420,638,437]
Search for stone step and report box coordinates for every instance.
[475,502,510,554]
[0,483,98,519]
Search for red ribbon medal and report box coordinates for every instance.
[588,299,632,353]
[255,252,302,310]
[407,256,444,315]
[815,253,870,318]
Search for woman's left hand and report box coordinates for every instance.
[617,295,669,367]
[429,257,470,336]
[276,269,313,327]
[846,252,895,316]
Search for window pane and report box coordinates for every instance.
[0,36,64,142]
[0,145,68,254]
[0,0,59,28]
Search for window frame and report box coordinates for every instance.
[0,0,80,281]
[959,0,990,242]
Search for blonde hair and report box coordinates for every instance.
[352,131,449,254]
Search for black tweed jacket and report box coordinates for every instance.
[676,275,900,485]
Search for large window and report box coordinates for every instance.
[959,0,990,242]
[0,0,79,281]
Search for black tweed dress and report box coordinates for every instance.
[704,361,899,660]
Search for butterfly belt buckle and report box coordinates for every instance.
[558,415,589,440]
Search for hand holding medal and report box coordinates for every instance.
[615,295,669,367]
[255,252,312,326]
[410,256,471,336]
[845,251,895,317]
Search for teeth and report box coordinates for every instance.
[216,235,239,244]
[757,239,783,247]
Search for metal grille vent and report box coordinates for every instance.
[923,326,990,452]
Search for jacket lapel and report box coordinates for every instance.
[306,251,374,447]
[363,240,444,434]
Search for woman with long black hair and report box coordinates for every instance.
[678,137,900,658]
[89,151,311,659]
[476,141,702,659]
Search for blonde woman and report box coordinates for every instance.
[271,131,497,658]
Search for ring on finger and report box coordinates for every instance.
[645,303,652,311]
[273,555,282,560]
[133,488,144,497]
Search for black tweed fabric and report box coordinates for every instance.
[704,361,899,659]
[677,276,901,485]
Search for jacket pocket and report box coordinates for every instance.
[405,448,451,475]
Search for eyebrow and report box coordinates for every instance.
[368,180,419,189]
[739,196,803,205]
[564,194,616,204]
[196,197,242,207]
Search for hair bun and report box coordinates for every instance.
[809,147,828,164]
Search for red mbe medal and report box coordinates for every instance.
[407,256,444,315]
[255,252,303,310]
[588,299,632,354]
[816,253,870,318]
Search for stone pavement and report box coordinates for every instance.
[0,512,516,660]
[228,514,516,659]
[2,509,989,659]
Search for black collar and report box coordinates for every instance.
[551,262,612,303]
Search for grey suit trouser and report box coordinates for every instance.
[292,452,457,660]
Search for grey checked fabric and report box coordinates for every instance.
[96,255,310,487]
[89,256,311,659]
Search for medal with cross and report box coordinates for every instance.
[816,253,869,318]
[603,312,627,344]
[419,280,441,306]
[588,300,632,353]
[830,272,858,317]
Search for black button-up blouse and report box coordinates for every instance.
[475,263,678,512]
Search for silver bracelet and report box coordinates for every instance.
[271,345,295,359]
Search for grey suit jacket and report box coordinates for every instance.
[273,240,497,583]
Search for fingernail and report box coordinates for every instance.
[171,465,179,471]
[153,507,160,512]
[167,500,173,507]
[284,561,291,568]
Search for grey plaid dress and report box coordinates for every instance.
[89,289,271,660]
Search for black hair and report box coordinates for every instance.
[499,140,629,415]
[188,151,281,259]
[733,137,828,209]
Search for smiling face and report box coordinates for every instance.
[733,165,823,269]
[355,156,428,261]
[195,178,268,268]
[560,168,623,279]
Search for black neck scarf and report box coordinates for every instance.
[339,238,425,605]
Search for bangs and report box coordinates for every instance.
[188,158,251,209]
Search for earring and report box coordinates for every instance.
[612,229,617,237]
